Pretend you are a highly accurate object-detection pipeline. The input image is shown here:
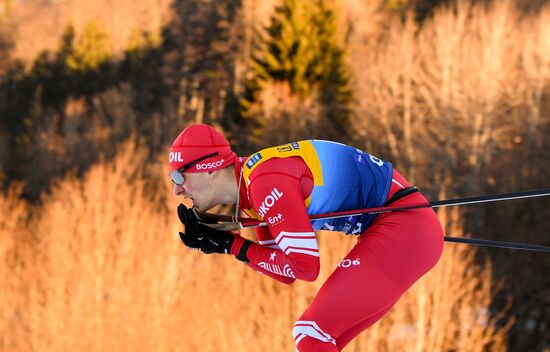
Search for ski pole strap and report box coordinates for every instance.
[235,240,252,262]
[444,236,550,252]
[384,186,419,205]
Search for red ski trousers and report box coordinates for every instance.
[294,173,444,351]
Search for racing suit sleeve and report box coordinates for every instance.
[243,226,296,284]
[236,172,321,283]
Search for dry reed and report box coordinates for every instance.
[348,0,550,188]
[6,0,550,349]
[0,140,510,351]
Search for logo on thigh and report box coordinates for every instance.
[338,258,361,269]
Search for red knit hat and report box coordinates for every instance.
[169,124,236,173]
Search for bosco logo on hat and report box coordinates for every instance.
[169,124,236,173]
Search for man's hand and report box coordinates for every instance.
[177,204,235,255]
[193,223,235,254]
[178,231,223,254]
[177,203,202,229]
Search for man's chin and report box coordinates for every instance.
[192,202,216,214]
[191,200,205,213]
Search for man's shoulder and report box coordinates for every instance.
[243,141,310,178]
[247,156,306,181]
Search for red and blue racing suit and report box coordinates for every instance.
[229,140,443,352]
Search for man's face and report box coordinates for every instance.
[173,171,217,212]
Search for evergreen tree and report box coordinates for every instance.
[29,26,76,107]
[120,29,165,117]
[314,0,351,132]
[0,0,14,77]
[66,20,112,72]
[161,0,242,125]
[64,21,114,96]
[0,0,15,136]
[243,0,351,136]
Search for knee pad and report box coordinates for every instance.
[293,320,336,350]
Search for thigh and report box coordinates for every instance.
[298,195,444,348]
[296,238,404,348]
[360,194,444,287]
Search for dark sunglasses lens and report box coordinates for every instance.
[170,170,184,185]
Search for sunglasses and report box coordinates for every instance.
[170,152,219,185]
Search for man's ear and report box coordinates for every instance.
[209,166,230,179]
[207,170,218,180]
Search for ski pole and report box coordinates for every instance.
[197,188,550,252]
[201,188,550,231]
[443,236,550,252]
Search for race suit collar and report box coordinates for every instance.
[233,157,251,211]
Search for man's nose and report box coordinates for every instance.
[173,183,185,196]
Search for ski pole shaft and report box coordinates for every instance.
[202,188,550,229]
[443,236,550,252]
[308,188,550,221]
[198,188,550,252]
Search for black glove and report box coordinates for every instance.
[194,223,254,262]
[177,203,203,229]
[177,204,252,262]
[178,230,220,254]
[177,204,236,255]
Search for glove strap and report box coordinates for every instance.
[236,240,252,263]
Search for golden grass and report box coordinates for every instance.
[7,0,550,349]
[0,140,510,351]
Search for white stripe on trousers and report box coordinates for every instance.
[293,320,336,347]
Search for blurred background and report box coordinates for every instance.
[1,0,549,351]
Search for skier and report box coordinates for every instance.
[170,123,443,351]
